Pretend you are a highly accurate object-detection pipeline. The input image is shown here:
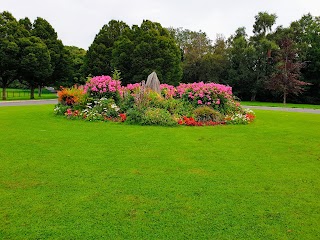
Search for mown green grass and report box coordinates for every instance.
[241,101,320,109]
[0,88,57,101]
[0,105,319,239]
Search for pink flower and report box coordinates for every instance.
[216,99,220,105]
[197,100,203,105]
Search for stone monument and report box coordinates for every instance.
[146,71,161,94]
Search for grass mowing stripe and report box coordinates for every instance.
[0,105,320,239]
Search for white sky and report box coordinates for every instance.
[1,0,320,50]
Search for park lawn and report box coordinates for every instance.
[0,105,319,239]
[241,101,320,109]
[0,88,57,101]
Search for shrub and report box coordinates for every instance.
[126,107,145,124]
[120,92,135,112]
[141,108,177,126]
[161,98,193,117]
[193,106,224,122]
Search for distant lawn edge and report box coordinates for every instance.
[241,101,320,109]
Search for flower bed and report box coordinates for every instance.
[54,76,255,126]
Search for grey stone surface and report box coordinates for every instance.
[0,99,58,107]
[242,105,320,114]
[145,71,161,94]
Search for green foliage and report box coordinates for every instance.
[112,20,182,85]
[119,92,135,112]
[253,12,277,37]
[161,98,193,116]
[169,27,228,83]
[0,11,27,100]
[227,12,278,101]
[31,17,69,90]
[288,14,320,104]
[53,103,69,115]
[18,36,53,98]
[62,46,86,87]
[126,107,144,124]
[84,20,129,76]
[1,11,74,99]
[141,108,177,126]
[193,106,223,122]
[112,68,122,80]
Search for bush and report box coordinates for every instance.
[126,107,145,124]
[141,108,177,126]
[161,98,193,117]
[193,106,224,122]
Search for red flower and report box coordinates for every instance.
[119,113,127,122]
[245,113,255,122]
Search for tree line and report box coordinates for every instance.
[0,11,85,99]
[1,11,319,103]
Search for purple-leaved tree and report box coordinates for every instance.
[268,38,310,104]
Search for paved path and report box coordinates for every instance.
[0,99,58,107]
[0,100,319,114]
[242,105,320,114]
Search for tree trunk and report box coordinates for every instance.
[250,92,256,102]
[38,85,42,97]
[283,92,287,105]
[30,86,35,99]
[2,87,7,100]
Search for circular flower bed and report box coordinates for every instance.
[54,76,255,126]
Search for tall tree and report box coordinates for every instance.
[112,20,182,85]
[0,11,28,100]
[227,27,257,99]
[249,12,278,101]
[18,36,52,99]
[62,46,86,87]
[31,17,66,95]
[268,38,309,104]
[84,20,129,76]
[168,27,214,82]
[253,12,277,37]
[288,14,320,104]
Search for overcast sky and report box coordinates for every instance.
[2,0,320,50]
